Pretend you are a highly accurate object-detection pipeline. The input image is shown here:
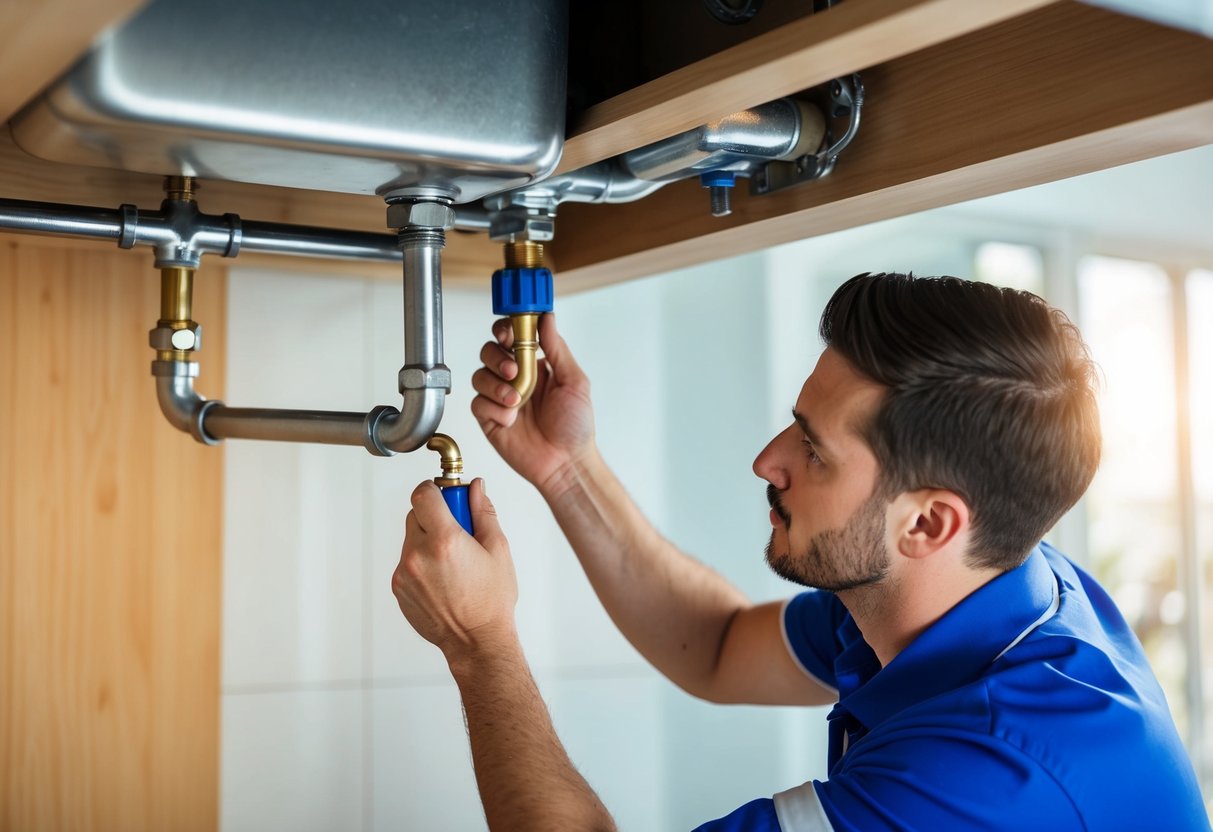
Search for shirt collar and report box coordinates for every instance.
[835,545,1060,731]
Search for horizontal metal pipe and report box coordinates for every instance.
[0,198,122,240]
[203,406,368,446]
[0,197,492,267]
[240,220,402,262]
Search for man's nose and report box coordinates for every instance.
[753,430,789,490]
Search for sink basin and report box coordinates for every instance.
[10,0,567,203]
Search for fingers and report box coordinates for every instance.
[410,480,459,532]
[468,479,505,549]
[471,366,521,408]
[492,317,514,349]
[471,394,520,434]
[478,340,518,382]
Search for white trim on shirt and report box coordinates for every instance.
[773,781,834,831]
[993,573,1061,662]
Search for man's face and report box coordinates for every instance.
[753,348,891,592]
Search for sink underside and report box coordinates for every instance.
[10,0,567,204]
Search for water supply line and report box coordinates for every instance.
[481,79,863,233]
[0,176,467,457]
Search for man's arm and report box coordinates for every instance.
[449,637,615,832]
[472,315,835,707]
[543,447,834,705]
[393,479,615,832]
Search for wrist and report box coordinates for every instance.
[538,445,602,505]
[444,625,525,681]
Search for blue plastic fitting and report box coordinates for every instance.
[699,170,737,189]
[441,484,473,535]
[492,267,554,316]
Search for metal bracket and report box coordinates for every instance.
[750,73,864,196]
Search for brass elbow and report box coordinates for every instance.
[508,313,539,406]
[502,241,545,408]
[426,433,464,486]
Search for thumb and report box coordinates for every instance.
[469,479,505,548]
[538,313,583,383]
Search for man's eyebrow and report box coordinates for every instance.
[792,409,831,455]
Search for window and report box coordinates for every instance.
[1076,255,1210,800]
[974,241,1045,295]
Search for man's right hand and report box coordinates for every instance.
[471,313,595,497]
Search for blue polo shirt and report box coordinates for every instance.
[694,543,1211,831]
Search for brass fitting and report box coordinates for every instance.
[509,313,539,406]
[426,433,464,487]
[503,240,544,269]
[501,240,544,407]
[154,266,200,362]
[164,175,197,203]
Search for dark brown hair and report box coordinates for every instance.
[820,273,1101,571]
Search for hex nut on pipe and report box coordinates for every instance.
[399,366,452,391]
[387,201,456,230]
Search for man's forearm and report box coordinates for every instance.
[448,637,615,832]
[540,447,751,700]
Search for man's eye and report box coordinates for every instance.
[802,439,822,465]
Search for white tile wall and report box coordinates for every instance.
[224,271,368,688]
[222,262,831,832]
[370,683,484,832]
[221,688,364,832]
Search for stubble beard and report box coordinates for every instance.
[765,487,891,592]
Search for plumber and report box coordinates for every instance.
[391,272,1210,831]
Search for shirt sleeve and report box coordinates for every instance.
[808,732,1083,831]
[691,797,784,831]
[781,590,847,691]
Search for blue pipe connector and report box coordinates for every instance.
[440,484,473,535]
[492,266,554,316]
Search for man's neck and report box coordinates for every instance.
[838,559,1002,667]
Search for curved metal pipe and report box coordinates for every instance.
[373,388,447,454]
[426,432,465,486]
[509,313,540,407]
[155,368,220,445]
[371,220,451,453]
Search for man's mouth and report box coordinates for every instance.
[767,484,791,527]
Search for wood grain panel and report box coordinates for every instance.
[549,2,1213,291]
[0,242,224,831]
[0,0,148,124]
[557,0,1058,174]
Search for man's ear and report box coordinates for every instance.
[890,489,970,559]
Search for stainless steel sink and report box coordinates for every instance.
[10,0,567,203]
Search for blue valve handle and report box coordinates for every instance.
[440,484,473,535]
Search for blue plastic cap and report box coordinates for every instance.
[441,484,473,535]
[492,267,554,315]
[699,170,737,188]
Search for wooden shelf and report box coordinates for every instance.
[550,2,1213,291]
[0,0,1209,292]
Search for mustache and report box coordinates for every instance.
[767,484,792,527]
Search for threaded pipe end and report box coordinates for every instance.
[504,241,545,269]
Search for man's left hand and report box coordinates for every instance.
[392,478,519,663]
